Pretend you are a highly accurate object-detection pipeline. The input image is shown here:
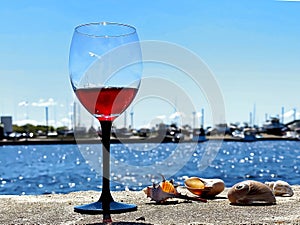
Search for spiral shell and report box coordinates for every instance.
[184,177,225,198]
[265,180,294,197]
[227,180,276,205]
[143,175,178,203]
[143,183,176,203]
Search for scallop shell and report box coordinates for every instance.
[184,177,225,198]
[265,180,294,197]
[227,180,276,205]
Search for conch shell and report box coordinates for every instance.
[265,180,294,197]
[184,177,225,198]
[227,180,276,205]
[143,175,207,203]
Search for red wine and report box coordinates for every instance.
[76,87,138,121]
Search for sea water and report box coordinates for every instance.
[0,141,300,195]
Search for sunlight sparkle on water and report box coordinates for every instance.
[1,141,300,195]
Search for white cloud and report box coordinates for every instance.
[196,112,203,118]
[283,109,300,120]
[32,98,57,107]
[14,119,39,126]
[284,109,295,117]
[169,111,185,119]
[156,115,166,120]
[55,117,72,128]
[18,101,29,107]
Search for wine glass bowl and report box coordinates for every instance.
[69,22,142,220]
[70,22,142,121]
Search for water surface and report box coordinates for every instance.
[1,141,299,195]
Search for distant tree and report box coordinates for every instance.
[13,125,25,133]
[13,124,55,134]
[56,126,69,132]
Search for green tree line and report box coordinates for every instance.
[13,124,68,134]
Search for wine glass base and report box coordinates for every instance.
[74,201,137,215]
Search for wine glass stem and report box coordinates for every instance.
[99,121,114,208]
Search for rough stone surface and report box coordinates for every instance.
[1,186,300,224]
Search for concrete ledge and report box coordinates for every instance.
[1,186,300,224]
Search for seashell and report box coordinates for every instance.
[184,177,225,198]
[143,175,178,203]
[143,183,177,203]
[265,180,294,197]
[227,180,276,205]
[160,177,178,195]
[184,177,205,196]
[143,175,207,203]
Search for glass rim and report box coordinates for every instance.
[74,21,137,38]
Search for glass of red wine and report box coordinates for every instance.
[69,22,142,222]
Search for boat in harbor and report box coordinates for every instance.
[232,128,257,142]
[192,128,208,142]
[262,117,285,136]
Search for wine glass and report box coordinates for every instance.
[69,22,142,222]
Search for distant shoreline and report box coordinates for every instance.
[0,134,298,146]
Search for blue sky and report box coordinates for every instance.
[0,0,300,129]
